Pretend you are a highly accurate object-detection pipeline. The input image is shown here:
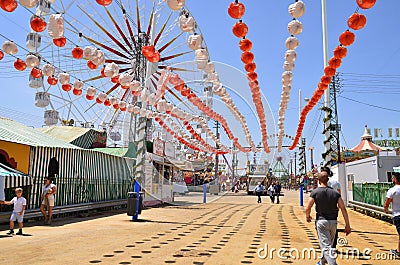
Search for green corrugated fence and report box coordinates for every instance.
[352,182,393,207]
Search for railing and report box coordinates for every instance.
[350,182,393,221]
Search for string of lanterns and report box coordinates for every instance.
[277,1,306,152]
[228,0,270,153]
[289,0,374,150]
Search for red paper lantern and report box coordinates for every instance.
[142,45,155,57]
[72,46,83,59]
[356,0,376,9]
[30,16,47,32]
[174,83,185,91]
[96,0,112,6]
[239,38,252,52]
[232,21,248,38]
[103,99,111,106]
[14,58,26,71]
[87,60,97,70]
[96,97,103,104]
[333,46,347,59]
[328,57,342,69]
[0,50,4,60]
[241,51,254,64]
[339,30,355,46]
[247,72,258,81]
[181,87,190,97]
[30,67,42,78]
[148,51,160,63]
[53,36,67,47]
[113,104,119,109]
[120,106,127,112]
[62,84,72,92]
[121,84,130,89]
[348,13,367,31]
[323,66,336,77]
[0,0,17,12]
[111,75,119,83]
[47,75,58,85]
[228,1,245,19]
[86,94,94,100]
[320,76,332,86]
[73,89,82,96]
[244,62,256,72]
[100,67,106,77]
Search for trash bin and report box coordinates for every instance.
[127,192,137,216]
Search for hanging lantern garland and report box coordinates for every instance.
[277,0,305,152]
[289,1,372,150]
[228,0,270,153]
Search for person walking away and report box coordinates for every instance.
[274,181,282,204]
[1,187,26,235]
[305,171,351,265]
[268,183,275,203]
[40,176,57,225]
[323,166,342,249]
[384,172,400,258]
[254,182,264,203]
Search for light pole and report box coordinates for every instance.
[308,146,314,170]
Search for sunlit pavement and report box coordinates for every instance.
[0,189,398,265]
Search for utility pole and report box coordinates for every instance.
[214,121,219,187]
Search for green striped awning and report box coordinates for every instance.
[0,164,32,188]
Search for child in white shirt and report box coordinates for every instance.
[1,187,27,235]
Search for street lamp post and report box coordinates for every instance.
[308,146,314,170]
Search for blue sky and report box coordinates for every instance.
[0,0,399,170]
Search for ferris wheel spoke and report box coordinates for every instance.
[158,31,184,53]
[78,6,132,56]
[160,51,192,62]
[153,13,172,46]
[104,7,134,51]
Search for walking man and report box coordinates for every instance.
[274,181,282,204]
[254,182,264,203]
[306,171,351,265]
[384,172,400,258]
[323,166,342,249]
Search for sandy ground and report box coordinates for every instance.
[0,189,398,265]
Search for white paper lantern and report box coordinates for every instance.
[87,86,96,96]
[130,80,141,91]
[48,14,64,39]
[42,63,55,76]
[74,80,84,90]
[285,36,299,50]
[179,14,195,32]
[97,92,107,102]
[285,50,297,63]
[283,61,295,71]
[34,91,50,108]
[104,62,119,78]
[26,32,41,51]
[20,0,38,8]
[195,49,209,69]
[26,54,40,68]
[288,1,306,19]
[2,41,18,55]
[288,20,303,36]
[127,104,135,113]
[83,46,97,60]
[118,101,126,109]
[91,49,105,66]
[188,34,202,50]
[282,71,293,82]
[167,0,185,11]
[119,73,133,87]
[59,72,70,85]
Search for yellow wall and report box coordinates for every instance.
[0,140,30,174]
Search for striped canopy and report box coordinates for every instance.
[0,163,33,189]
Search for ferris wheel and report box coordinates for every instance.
[0,0,213,145]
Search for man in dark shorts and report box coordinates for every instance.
[384,172,400,258]
[305,171,351,265]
